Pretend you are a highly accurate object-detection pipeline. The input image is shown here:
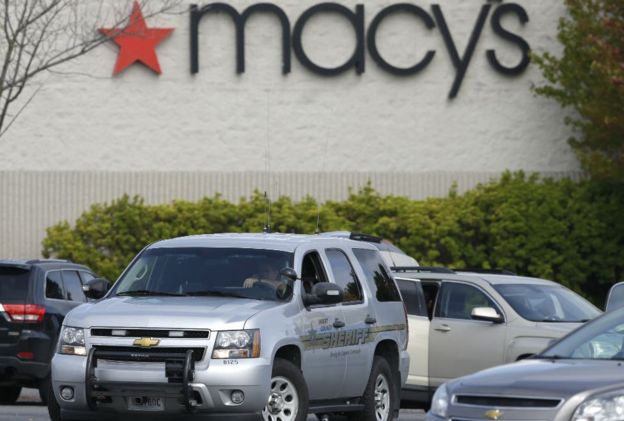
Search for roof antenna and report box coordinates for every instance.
[263,90,273,234]
[264,191,272,233]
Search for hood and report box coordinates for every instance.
[449,359,624,399]
[65,296,279,331]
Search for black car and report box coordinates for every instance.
[0,259,108,404]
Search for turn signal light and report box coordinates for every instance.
[3,304,46,323]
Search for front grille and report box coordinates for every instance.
[455,395,562,408]
[92,346,205,362]
[90,329,209,338]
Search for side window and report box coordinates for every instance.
[353,248,401,302]
[397,280,427,317]
[79,272,95,283]
[46,271,64,300]
[300,251,329,294]
[62,271,87,303]
[325,249,363,303]
[435,282,498,320]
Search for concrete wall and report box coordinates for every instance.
[0,0,581,258]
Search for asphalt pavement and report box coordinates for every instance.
[0,389,425,421]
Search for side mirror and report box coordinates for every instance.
[303,283,343,306]
[280,267,298,282]
[471,307,503,324]
[606,282,624,312]
[82,278,110,300]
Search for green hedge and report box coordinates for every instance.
[42,172,624,306]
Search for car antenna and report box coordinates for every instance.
[264,191,272,233]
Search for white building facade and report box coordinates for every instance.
[0,0,580,258]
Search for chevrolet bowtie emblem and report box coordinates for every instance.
[133,337,160,348]
[485,409,504,420]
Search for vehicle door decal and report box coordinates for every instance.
[300,323,406,350]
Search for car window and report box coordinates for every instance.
[0,267,31,303]
[606,283,624,312]
[541,310,624,360]
[62,271,87,303]
[397,279,427,317]
[113,247,295,302]
[353,248,401,302]
[301,251,329,294]
[325,249,363,303]
[79,271,95,283]
[46,271,64,300]
[494,284,600,322]
[436,282,498,320]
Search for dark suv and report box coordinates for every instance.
[0,259,106,404]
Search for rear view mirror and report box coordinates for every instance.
[280,267,298,281]
[83,278,110,300]
[471,307,503,323]
[606,282,624,312]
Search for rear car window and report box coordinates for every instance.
[353,248,401,302]
[0,267,31,303]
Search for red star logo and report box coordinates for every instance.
[99,1,174,75]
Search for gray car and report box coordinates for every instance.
[426,306,624,421]
[48,233,409,421]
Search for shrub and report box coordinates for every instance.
[42,172,624,305]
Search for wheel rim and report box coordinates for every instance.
[374,373,391,421]
[262,375,300,421]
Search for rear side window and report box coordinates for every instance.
[397,280,427,316]
[46,271,64,300]
[325,249,363,303]
[0,267,31,303]
[353,248,401,302]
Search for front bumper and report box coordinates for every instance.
[52,350,272,418]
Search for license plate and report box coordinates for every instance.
[128,396,165,411]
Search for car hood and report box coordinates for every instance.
[65,296,279,331]
[449,359,624,399]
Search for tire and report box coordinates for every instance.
[348,356,397,421]
[0,386,21,404]
[39,376,51,404]
[261,358,309,421]
[47,385,63,421]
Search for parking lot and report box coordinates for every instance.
[1,389,425,421]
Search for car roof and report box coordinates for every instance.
[394,270,559,287]
[0,259,91,271]
[151,233,378,253]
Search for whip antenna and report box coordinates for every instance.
[264,90,272,234]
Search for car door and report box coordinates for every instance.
[428,281,506,386]
[324,247,373,397]
[396,278,430,392]
[298,250,347,400]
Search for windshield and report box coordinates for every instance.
[540,308,624,360]
[113,247,295,302]
[0,267,31,303]
[494,284,600,322]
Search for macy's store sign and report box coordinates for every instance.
[101,1,532,98]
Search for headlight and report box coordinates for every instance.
[212,330,260,359]
[430,383,449,418]
[573,390,624,421]
[59,326,86,356]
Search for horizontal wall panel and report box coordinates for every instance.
[0,171,583,259]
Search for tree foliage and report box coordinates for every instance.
[533,0,624,181]
[42,173,624,306]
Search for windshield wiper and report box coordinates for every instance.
[185,290,258,299]
[117,290,186,297]
[533,354,570,360]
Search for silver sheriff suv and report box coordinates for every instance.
[48,233,409,421]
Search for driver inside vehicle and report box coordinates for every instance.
[243,262,282,289]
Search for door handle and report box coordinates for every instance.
[333,319,345,329]
[434,325,451,333]
[365,315,377,325]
